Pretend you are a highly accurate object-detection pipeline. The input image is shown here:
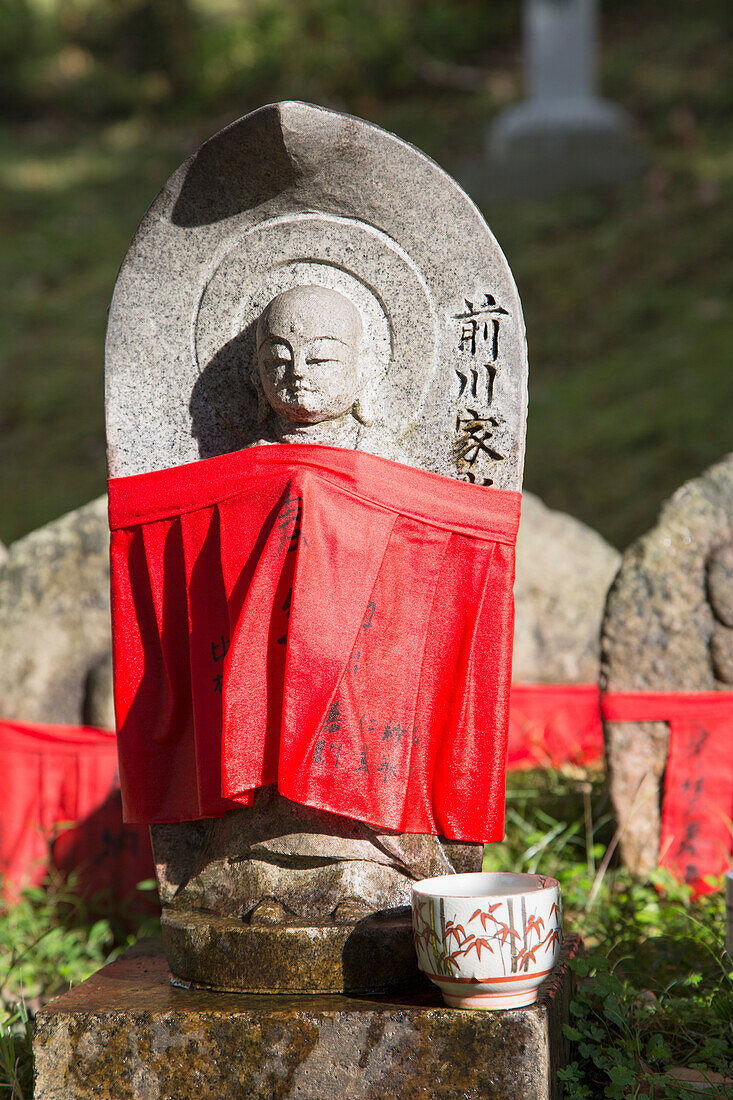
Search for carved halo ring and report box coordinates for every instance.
[193,213,438,432]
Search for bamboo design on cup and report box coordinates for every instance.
[413,893,562,978]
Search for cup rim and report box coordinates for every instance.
[412,870,560,899]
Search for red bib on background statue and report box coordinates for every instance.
[109,444,520,842]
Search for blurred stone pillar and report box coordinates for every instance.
[525,0,600,106]
[462,0,643,200]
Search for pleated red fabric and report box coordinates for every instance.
[108,444,521,841]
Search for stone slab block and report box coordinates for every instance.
[34,935,581,1099]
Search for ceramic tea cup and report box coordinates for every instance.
[412,871,562,1009]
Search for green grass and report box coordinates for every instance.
[0,118,190,541]
[0,3,731,1093]
[0,4,730,1097]
[484,768,732,1099]
[0,871,159,1099]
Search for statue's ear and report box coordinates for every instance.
[352,395,374,426]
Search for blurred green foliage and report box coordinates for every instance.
[0,0,518,121]
[0,0,730,546]
[0,871,160,1098]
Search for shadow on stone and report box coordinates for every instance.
[160,904,423,995]
[342,906,426,994]
[188,321,262,459]
[171,107,300,228]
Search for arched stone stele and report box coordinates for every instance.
[105,102,529,992]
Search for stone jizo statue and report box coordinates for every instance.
[105,102,528,993]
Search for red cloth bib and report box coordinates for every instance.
[0,718,153,902]
[602,691,733,894]
[508,683,604,769]
[109,444,521,841]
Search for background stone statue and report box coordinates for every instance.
[601,452,733,876]
[105,101,529,991]
[513,492,620,685]
[0,497,113,731]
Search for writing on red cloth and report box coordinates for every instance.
[0,718,153,901]
[602,691,733,894]
[109,444,521,842]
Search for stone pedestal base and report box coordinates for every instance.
[162,906,421,994]
[34,935,581,1099]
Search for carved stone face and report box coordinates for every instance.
[256,285,362,424]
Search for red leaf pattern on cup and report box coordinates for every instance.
[413,892,561,979]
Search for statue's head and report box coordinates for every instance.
[254,285,365,425]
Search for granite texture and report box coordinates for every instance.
[105,100,529,980]
[600,453,733,874]
[513,492,620,684]
[33,935,581,1099]
[0,496,114,728]
[151,785,455,919]
[151,789,477,992]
